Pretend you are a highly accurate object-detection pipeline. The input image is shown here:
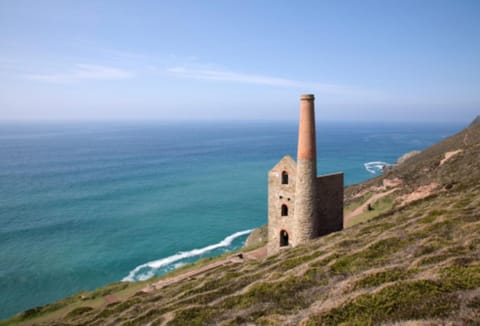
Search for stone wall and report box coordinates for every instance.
[267,156,296,255]
[267,161,344,254]
[316,173,344,236]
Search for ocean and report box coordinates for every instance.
[0,120,464,318]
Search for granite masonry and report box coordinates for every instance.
[267,95,344,255]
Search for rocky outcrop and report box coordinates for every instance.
[244,224,267,248]
[396,150,421,165]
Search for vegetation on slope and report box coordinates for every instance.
[3,123,480,325]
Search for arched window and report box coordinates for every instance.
[281,204,288,216]
[280,230,289,247]
[281,171,289,184]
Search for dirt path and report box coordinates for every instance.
[244,246,267,260]
[142,246,267,293]
[345,188,398,221]
[440,149,463,166]
[399,182,439,206]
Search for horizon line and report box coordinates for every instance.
[0,118,472,124]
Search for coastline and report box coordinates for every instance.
[0,121,464,319]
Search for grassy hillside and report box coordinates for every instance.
[3,123,480,325]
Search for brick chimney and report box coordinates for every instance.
[293,94,318,245]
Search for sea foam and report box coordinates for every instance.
[122,229,253,282]
[363,161,391,174]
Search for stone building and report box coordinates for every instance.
[267,94,343,255]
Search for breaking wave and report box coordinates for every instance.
[122,229,253,282]
[363,161,391,174]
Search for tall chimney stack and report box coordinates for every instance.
[293,94,318,245]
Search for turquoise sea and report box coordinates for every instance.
[0,121,464,318]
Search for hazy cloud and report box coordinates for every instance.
[26,64,134,82]
[167,66,347,94]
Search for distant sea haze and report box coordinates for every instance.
[0,120,464,318]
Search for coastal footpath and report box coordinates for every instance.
[3,118,480,325]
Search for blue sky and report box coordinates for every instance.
[1,0,479,122]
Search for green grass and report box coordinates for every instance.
[167,306,222,326]
[64,306,94,319]
[354,268,417,289]
[310,253,340,268]
[413,238,445,257]
[330,237,407,275]
[344,192,374,212]
[347,195,395,227]
[309,263,480,325]
[441,264,480,290]
[221,276,318,313]
[273,251,324,271]
[418,253,454,266]
[307,280,459,325]
[359,222,395,234]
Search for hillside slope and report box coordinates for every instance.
[4,123,480,325]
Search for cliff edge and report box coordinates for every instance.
[3,121,480,326]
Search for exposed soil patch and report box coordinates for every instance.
[383,177,402,188]
[244,246,267,260]
[103,294,119,305]
[399,183,439,206]
[142,246,267,293]
[346,188,398,221]
[350,178,402,201]
[440,149,463,166]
